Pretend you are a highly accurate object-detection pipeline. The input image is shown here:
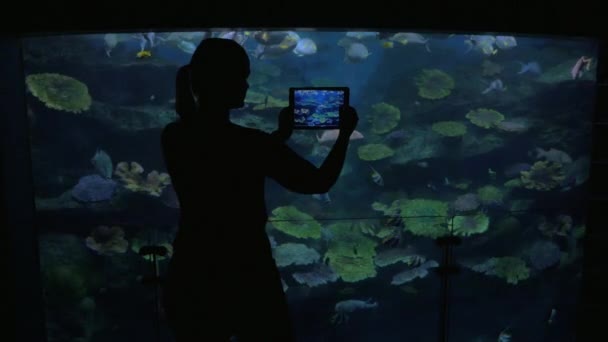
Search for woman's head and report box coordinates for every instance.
[190,38,250,109]
[176,38,250,120]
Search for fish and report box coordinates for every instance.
[345,31,379,40]
[481,79,507,94]
[136,50,152,59]
[495,36,517,49]
[547,308,557,325]
[370,166,384,186]
[91,149,113,179]
[532,147,573,164]
[316,129,364,143]
[571,56,593,79]
[312,192,331,203]
[497,328,511,342]
[389,32,431,52]
[517,61,542,75]
[293,38,317,56]
[177,40,197,54]
[342,42,372,63]
[464,35,497,55]
[381,41,394,48]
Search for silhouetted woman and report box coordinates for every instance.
[161,38,358,341]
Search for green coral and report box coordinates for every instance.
[451,213,489,236]
[504,178,523,188]
[414,69,455,100]
[476,185,504,205]
[465,108,504,129]
[520,161,566,191]
[273,243,320,267]
[490,257,530,285]
[398,199,449,238]
[370,102,401,134]
[26,73,92,113]
[431,121,467,137]
[269,206,322,239]
[323,222,378,282]
[357,144,395,161]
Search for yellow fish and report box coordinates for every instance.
[136,50,152,59]
[382,41,394,48]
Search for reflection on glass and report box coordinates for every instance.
[267,217,442,341]
[23,30,594,341]
[450,211,587,341]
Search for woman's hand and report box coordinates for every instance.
[271,106,294,142]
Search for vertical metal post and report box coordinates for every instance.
[0,35,46,342]
[437,216,460,342]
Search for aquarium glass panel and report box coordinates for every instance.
[22,29,596,341]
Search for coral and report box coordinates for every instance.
[399,199,449,238]
[465,108,505,129]
[476,185,504,206]
[370,102,401,134]
[114,161,171,197]
[374,247,425,267]
[490,257,530,285]
[471,256,530,284]
[390,127,444,165]
[71,174,117,203]
[323,222,378,282]
[452,193,480,212]
[504,178,523,188]
[25,73,92,113]
[431,121,467,137]
[459,133,504,158]
[85,226,128,255]
[451,213,490,236]
[481,60,503,76]
[520,161,565,191]
[414,69,455,100]
[273,243,321,267]
[357,143,395,161]
[269,206,322,239]
[292,263,339,287]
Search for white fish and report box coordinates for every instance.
[293,38,317,56]
[533,147,573,164]
[177,40,197,54]
[517,61,542,75]
[389,32,431,52]
[345,31,379,40]
[370,166,384,186]
[482,79,507,94]
[344,42,371,63]
[91,149,113,179]
[495,36,517,49]
[312,193,331,203]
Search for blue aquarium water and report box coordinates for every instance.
[22,30,597,342]
[293,88,346,129]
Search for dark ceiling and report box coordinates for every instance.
[2,0,606,39]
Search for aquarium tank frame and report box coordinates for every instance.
[1,3,608,342]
